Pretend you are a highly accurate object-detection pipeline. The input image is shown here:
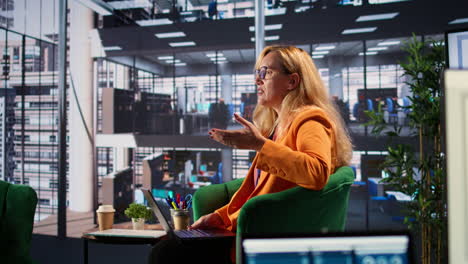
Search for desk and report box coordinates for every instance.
[81,223,166,264]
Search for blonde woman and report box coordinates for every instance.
[149,45,353,264]
[192,45,353,233]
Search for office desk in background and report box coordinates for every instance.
[82,223,166,264]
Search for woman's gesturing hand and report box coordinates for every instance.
[209,113,266,151]
[189,213,224,230]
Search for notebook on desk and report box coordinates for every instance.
[141,188,235,240]
[85,228,167,238]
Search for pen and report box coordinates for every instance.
[165,198,173,208]
[171,201,179,209]
[176,193,181,204]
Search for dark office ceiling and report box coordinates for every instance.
[99,0,468,75]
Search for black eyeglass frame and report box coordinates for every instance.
[254,66,291,80]
[254,66,269,80]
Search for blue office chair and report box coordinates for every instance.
[385,98,398,124]
[353,102,359,120]
[367,99,374,112]
[402,97,411,114]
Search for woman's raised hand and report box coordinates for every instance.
[209,113,266,151]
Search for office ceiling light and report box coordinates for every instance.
[359,52,378,56]
[449,18,468,25]
[107,0,152,9]
[342,27,377,35]
[265,7,286,16]
[206,53,224,57]
[265,35,280,41]
[312,51,330,55]
[377,40,400,46]
[250,36,280,42]
[76,0,114,16]
[429,42,445,47]
[103,46,122,51]
[158,56,174,60]
[315,45,336,50]
[155,32,186,38]
[295,6,311,13]
[249,24,283,32]
[165,59,181,63]
[356,12,399,22]
[312,55,324,59]
[210,57,227,61]
[214,61,227,64]
[136,19,173,26]
[369,0,411,4]
[174,63,187,66]
[169,41,196,47]
[368,46,388,51]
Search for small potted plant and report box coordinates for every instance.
[124,203,152,230]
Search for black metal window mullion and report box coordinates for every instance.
[20,34,26,186]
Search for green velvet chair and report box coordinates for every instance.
[192,166,355,263]
[0,180,38,264]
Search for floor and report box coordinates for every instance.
[30,187,411,264]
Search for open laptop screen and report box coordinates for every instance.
[242,233,411,264]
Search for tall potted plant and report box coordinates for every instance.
[365,35,446,264]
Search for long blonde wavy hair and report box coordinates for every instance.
[253,45,353,167]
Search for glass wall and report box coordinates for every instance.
[0,27,61,222]
[3,0,445,237]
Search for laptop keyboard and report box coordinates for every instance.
[175,229,211,238]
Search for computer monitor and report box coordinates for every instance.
[142,152,165,190]
[241,232,413,264]
[446,28,468,69]
[444,70,468,264]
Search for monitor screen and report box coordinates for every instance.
[446,29,468,69]
[444,70,468,264]
[242,234,410,264]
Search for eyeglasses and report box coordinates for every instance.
[255,66,290,80]
[254,66,268,80]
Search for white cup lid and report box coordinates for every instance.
[96,205,115,213]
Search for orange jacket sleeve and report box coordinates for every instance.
[255,112,334,190]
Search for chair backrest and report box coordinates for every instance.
[0,180,38,264]
[367,99,374,111]
[238,166,355,234]
[386,98,394,113]
[403,97,411,113]
[236,166,355,263]
[352,103,359,119]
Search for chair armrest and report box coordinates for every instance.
[238,166,354,234]
[0,182,38,264]
[192,178,244,220]
[238,186,350,235]
[236,184,353,264]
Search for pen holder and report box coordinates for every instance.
[170,209,191,230]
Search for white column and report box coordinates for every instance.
[255,0,265,58]
[221,149,233,183]
[68,1,94,212]
[328,56,344,99]
[221,75,232,104]
[114,147,130,171]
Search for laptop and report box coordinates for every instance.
[141,188,235,240]
[241,231,414,264]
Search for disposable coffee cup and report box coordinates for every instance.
[170,209,190,230]
[96,205,115,231]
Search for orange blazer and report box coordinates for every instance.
[214,106,337,231]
